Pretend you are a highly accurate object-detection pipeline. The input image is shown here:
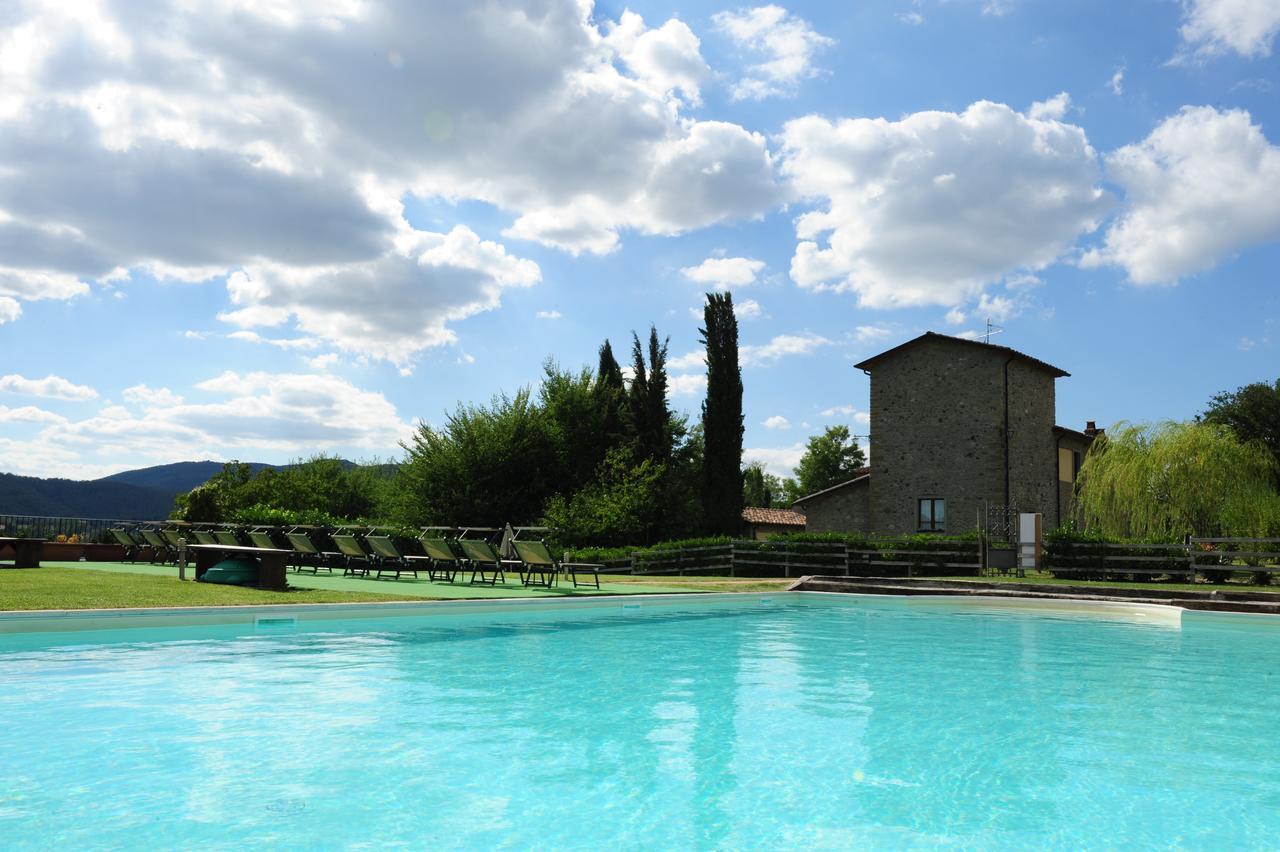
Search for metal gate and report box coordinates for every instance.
[981,502,1020,575]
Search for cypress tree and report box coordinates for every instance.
[700,292,744,534]
[627,326,671,463]
[596,339,628,451]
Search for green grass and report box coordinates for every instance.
[0,562,759,612]
[0,568,416,611]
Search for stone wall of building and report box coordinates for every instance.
[870,335,1059,534]
[1006,359,1058,525]
[800,478,872,533]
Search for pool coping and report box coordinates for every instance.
[0,591,777,633]
[0,588,1204,634]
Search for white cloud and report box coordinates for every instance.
[669,350,706,371]
[220,225,540,366]
[820,404,870,425]
[183,330,210,340]
[1028,92,1071,121]
[713,5,835,100]
[604,11,710,106]
[1082,106,1280,284]
[743,442,805,478]
[0,0,782,355]
[535,310,562,320]
[0,370,414,478]
[1109,66,1125,96]
[0,404,66,425]
[668,372,708,397]
[763,415,791,429]
[0,296,19,323]
[897,12,925,25]
[781,100,1110,309]
[307,353,340,370]
[681,256,766,289]
[741,333,831,365]
[122,384,184,408]
[854,325,892,343]
[1180,0,1280,58]
[945,308,966,325]
[735,298,764,319]
[0,373,98,401]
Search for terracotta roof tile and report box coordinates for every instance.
[742,507,807,526]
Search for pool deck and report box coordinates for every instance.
[790,575,1280,616]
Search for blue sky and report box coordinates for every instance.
[1,0,1278,479]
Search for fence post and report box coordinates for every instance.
[1185,534,1195,583]
[178,537,187,581]
[729,543,736,578]
[631,551,638,575]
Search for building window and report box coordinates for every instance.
[917,498,946,532]
[1072,450,1083,480]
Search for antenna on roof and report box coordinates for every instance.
[983,318,1004,344]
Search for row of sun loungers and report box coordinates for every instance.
[108,526,600,588]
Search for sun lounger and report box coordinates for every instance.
[513,540,601,589]
[365,535,423,580]
[285,531,339,573]
[419,537,464,582]
[138,529,175,564]
[456,538,522,586]
[109,528,141,562]
[332,533,373,576]
[248,530,278,550]
[192,530,219,546]
[214,530,242,547]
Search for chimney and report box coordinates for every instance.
[1084,420,1102,438]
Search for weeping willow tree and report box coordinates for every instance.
[1076,421,1280,539]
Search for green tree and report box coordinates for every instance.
[628,326,671,463]
[743,461,784,508]
[1201,378,1280,484]
[540,359,607,494]
[1077,420,1280,539]
[595,339,628,450]
[700,292,744,534]
[793,425,867,497]
[396,389,557,526]
[542,448,666,546]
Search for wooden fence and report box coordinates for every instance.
[575,539,982,578]
[1042,541,1195,582]
[1190,538,1280,582]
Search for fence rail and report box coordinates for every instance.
[0,514,154,544]
[572,540,982,578]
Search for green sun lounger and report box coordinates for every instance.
[138,529,175,564]
[214,530,242,547]
[419,537,463,582]
[513,540,602,589]
[332,533,373,576]
[456,539,521,586]
[192,530,219,546]
[364,535,423,580]
[285,532,339,573]
[248,530,278,550]
[109,528,141,562]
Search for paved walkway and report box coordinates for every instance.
[48,561,697,600]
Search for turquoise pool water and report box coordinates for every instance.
[2,596,1278,849]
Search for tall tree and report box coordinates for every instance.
[628,326,671,462]
[595,339,628,449]
[1201,378,1280,485]
[700,292,744,533]
[1078,421,1280,538]
[793,425,867,496]
[743,461,784,508]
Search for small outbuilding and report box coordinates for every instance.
[741,507,807,540]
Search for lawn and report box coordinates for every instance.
[0,563,777,611]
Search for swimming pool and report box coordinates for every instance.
[2,594,1278,848]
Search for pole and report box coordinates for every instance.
[178,537,187,581]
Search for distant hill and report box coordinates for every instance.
[0,460,272,521]
[0,459,368,521]
[98,461,275,495]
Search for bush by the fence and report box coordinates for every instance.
[1042,526,1189,581]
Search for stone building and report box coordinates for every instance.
[794,332,1097,535]
[740,507,807,540]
